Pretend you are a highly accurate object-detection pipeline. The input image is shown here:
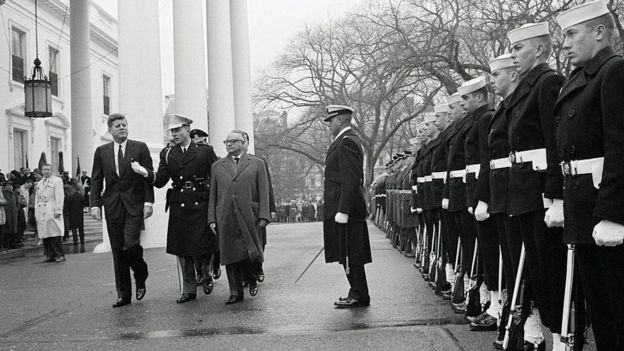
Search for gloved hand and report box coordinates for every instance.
[410,207,417,214]
[209,222,217,235]
[593,220,624,246]
[335,212,349,224]
[467,207,474,215]
[143,205,153,219]
[442,198,449,210]
[131,161,148,177]
[90,207,101,220]
[417,208,423,214]
[544,199,564,227]
[474,201,490,221]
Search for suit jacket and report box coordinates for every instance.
[322,128,372,265]
[147,141,218,256]
[507,63,564,215]
[90,139,154,249]
[208,152,270,265]
[554,47,624,243]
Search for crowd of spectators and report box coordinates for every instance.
[274,200,324,222]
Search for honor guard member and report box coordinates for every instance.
[421,114,440,281]
[411,127,428,270]
[507,22,566,349]
[443,88,478,313]
[322,105,372,308]
[485,53,523,349]
[131,114,219,303]
[408,137,423,265]
[400,151,418,256]
[556,2,624,349]
[459,76,500,330]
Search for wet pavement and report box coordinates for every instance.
[0,221,587,350]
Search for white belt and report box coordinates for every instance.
[432,171,446,179]
[398,190,411,194]
[466,164,480,174]
[490,157,511,170]
[449,170,466,178]
[509,148,547,171]
[561,157,603,176]
[417,177,425,183]
[411,185,418,190]
[424,175,433,182]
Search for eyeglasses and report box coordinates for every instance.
[223,139,244,145]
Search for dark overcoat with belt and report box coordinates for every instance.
[506,63,564,216]
[430,130,450,209]
[465,105,494,209]
[208,152,270,265]
[554,47,624,244]
[323,128,372,266]
[147,141,218,257]
[486,98,512,214]
[443,115,473,212]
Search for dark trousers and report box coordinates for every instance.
[71,226,84,244]
[576,243,624,350]
[193,254,212,284]
[43,236,64,259]
[475,217,499,289]
[492,213,522,294]
[226,259,257,297]
[111,245,148,300]
[178,256,198,294]
[442,209,459,265]
[449,209,476,275]
[255,226,267,275]
[343,264,370,301]
[515,210,566,333]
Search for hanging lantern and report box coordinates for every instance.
[24,57,52,118]
[24,0,52,118]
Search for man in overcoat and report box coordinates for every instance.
[36,164,65,262]
[322,105,372,308]
[132,114,218,303]
[91,113,154,308]
[208,130,270,305]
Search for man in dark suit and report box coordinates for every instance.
[322,105,372,308]
[90,113,154,308]
[80,171,90,210]
[132,115,219,304]
[555,4,624,349]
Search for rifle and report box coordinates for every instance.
[503,244,526,350]
[434,219,448,295]
[451,237,464,305]
[427,222,437,282]
[560,244,575,351]
[465,239,482,319]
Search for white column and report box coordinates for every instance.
[173,0,208,131]
[207,0,236,156]
[230,0,254,153]
[70,0,93,176]
[94,0,166,253]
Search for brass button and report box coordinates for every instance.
[179,176,183,179]
[181,203,185,207]
[568,109,575,118]
[194,202,198,206]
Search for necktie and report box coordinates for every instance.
[183,147,186,154]
[234,157,239,164]
[118,144,123,175]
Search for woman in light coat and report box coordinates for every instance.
[35,164,65,262]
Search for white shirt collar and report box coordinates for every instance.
[334,126,352,141]
[114,139,128,149]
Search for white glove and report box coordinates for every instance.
[593,220,624,246]
[544,199,564,228]
[410,207,417,214]
[442,198,449,210]
[131,161,148,178]
[417,208,423,213]
[90,207,101,220]
[467,207,474,215]
[474,201,490,222]
[335,212,349,224]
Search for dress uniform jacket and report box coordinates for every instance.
[444,115,473,212]
[507,63,564,215]
[401,159,419,227]
[464,105,494,209]
[410,151,420,212]
[323,129,372,266]
[555,47,624,243]
[420,145,436,211]
[149,142,218,257]
[486,98,512,214]
[430,131,450,209]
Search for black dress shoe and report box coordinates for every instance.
[492,333,504,350]
[334,298,370,308]
[203,279,214,295]
[54,256,66,262]
[225,295,244,305]
[41,257,55,263]
[213,268,221,280]
[112,298,131,308]
[249,282,258,296]
[257,272,265,282]
[136,280,146,301]
[176,293,196,304]
[470,314,497,331]
[523,341,545,351]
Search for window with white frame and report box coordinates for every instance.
[50,137,61,174]
[48,46,59,96]
[11,27,26,83]
[103,74,111,115]
[13,129,28,169]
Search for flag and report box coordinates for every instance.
[75,156,81,177]
[58,151,65,174]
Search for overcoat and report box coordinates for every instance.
[35,175,65,238]
[208,152,270,265]
[464,105,494,209]
[148,142,218,257]
[554,47,624,243]
[506,63,564,215]
[443,115,473,212]
[430,129,450,209]
[486,98,512,214]
[322,128,372,266]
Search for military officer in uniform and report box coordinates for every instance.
[555,2,624,349]
[506,23,566,349]
[132,114,219,303]
[322,105,372,308]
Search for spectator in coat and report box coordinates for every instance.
[35,164,65,262]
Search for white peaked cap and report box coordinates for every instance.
[458,76,487,96]
[409,137,419,145]
[489,53,515,72]
[434,104,450,114]
[557,1,610,31]
[446,93,461,105]
[507,22,550,45]
[424,112,437,123]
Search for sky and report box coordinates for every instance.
[94,0,365,97]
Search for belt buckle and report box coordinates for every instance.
[560,161,576,176]
[490,160,495,169]
[184,181,193,189]
[509,152,516,164]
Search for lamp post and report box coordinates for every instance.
[24,0,52,118]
